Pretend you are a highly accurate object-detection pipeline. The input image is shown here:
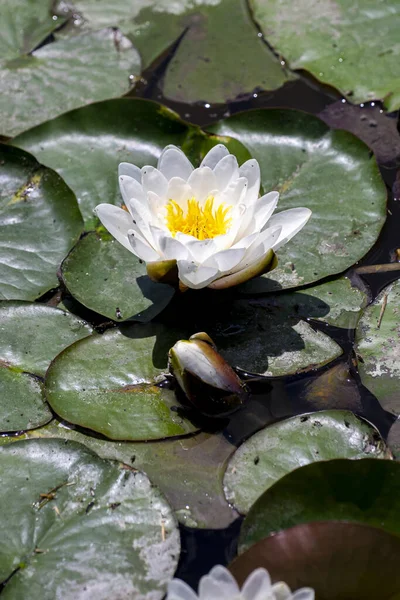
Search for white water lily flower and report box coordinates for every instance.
[166,565,315,600]
[95,144,311,290]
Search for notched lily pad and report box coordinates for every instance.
[61,231,175,322]
[0,144,83,301]
[223,410,389,515]
[0,301,93,432]
[239,458,400,554]
[58,0,292,104]
[45,325,198,440]
[355,280,400,416]
[0,438,179,599]
[0,28,141,137]
[209,109,387,290]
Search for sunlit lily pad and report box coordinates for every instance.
[59,0,291,103]
[0,144,83,301]
[355,280,400,416]
[0,302,92,432]
[13,98,251,229]
[223,410,388,514]
[209,109,387,290]
[239,458,400,554]
[61,231,175,322]
[0,438,179,599]
[230,522,400,600]
[1,419,237,529]
[241,275,368,329]
[45,324,198,440]
[0,28,140,137]
[250,0,400,111]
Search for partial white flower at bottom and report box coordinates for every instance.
[166,565,314,600]
[95,144,311,290]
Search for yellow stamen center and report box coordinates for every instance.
[165,196,232,240]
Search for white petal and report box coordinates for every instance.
[94,204,134,252]
[268,207,312,251]
[141,165,168,198]
[218,177,248,207]
[233,226,282,273]
[242,568,272,600]
[206,566,239,597]
[175,234,219,263]
[118,162,141,182]
[167,177,193,205]
[119,175,146,207]
[271,582,292,600]
[166,579,198,600]
[239,159,261,204]
[200,144,229,169]
[159,235,192,261]
[177,261,219,290]
[291,588,315,600]
[128,230,160,262]
[187,167,218,202]
[158,145,194,181]
[147,191,165,220]
[127,197,156,247]
[213,154,239,191]
[253,191,279,231]
[203,247,246,274]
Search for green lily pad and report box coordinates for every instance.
[0,438,179,599]
[250,0,400,111]
[241,276,368,329]
[223,410,389,515]
[188,295,342,376]
[0,368,49,433]
[2,419,237,529]
[0,0,67,61]
[0,144,83,301]
[230,522,400,600]
[60,0,291,103]
[0,28,140,137]
[239,458,400,554]
[388,419,400,460]
[61,231,175,322]
[302,362,363,413]
[355,280,400,416]
[45,324,198,440]
[0,302,92,432]
[209,109,387,290]
[13,98,251,229]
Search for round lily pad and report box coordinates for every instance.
[2,419,237,530]
[59,0,292,103]
[249,0,400,111]
[13,99,192,229]
[0,28,140,137]
[45,324,198,440]
[0,144,83,301]
[0,438,179,599]
[223,410,388,515]
[209,109,387,290]
[61,231,175,322]
[239,458,400,554]
[355,280,400,416]
[190,296,342,376]
[230,522,400,600]
[0,302,92,432]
